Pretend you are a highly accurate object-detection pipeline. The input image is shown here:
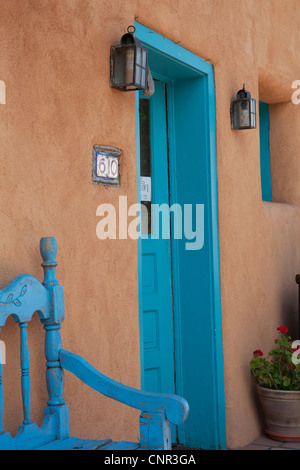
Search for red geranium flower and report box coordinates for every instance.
[277,326,288,334]
[253,350,263,357]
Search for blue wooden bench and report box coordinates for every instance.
[0,237,189,450]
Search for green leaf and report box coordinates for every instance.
[283,376,291,387]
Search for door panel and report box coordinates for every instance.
[138,81,175,397]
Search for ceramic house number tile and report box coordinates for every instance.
[92,145,121,186]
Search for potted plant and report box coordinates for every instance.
[250,326,300,442]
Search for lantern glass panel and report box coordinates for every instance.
[125,46,135,84]
[141,68,146,88]
[136,46,142,65]
[111,48,126,86]
[250,99,256,128]
[142,49,147,67]
[135,65,142,86]
[111,45,135,87]
[239,100,250,128]
[232,101,242,129]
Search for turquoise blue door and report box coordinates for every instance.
[136,22,226,450]
[138,81,175,398]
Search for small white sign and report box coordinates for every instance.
[0,80,5,105]
[140,176,151,201]
[96,154,119,179]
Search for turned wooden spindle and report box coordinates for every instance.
[40,237,65,407]
[19,322,31,425]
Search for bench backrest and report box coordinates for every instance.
[0,237,65,433]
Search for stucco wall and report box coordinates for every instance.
[0,0,299,448]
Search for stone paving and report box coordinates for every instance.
[174,435,300,450]
[237,435,300,450]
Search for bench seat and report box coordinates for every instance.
[0,430,141,450]
[37,438,141,450]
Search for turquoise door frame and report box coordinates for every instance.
[135,23,226,450]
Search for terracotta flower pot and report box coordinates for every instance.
[256,385,300,442]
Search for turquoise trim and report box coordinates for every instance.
[207,68,226,449]
[135,23,226,449]
[259,101,272,202]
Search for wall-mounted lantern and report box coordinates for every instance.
[231,84,256,129]
[110,25,149,92]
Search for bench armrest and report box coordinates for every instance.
[59,349,189,425]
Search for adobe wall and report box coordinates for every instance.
[0,0,299,448]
